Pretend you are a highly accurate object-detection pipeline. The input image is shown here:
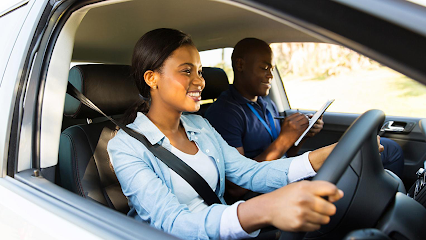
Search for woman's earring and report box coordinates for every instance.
[152,85,157,89]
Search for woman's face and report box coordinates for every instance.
[151,45,205,113]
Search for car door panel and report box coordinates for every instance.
[283,109,426,188]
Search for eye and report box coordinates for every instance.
[198,70,203,78]
[182,69,191,75]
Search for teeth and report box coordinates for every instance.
[188,92,200,97]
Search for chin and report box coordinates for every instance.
[259,90,270,97]
[185,104,201,113]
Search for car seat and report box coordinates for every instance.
[58,64,139,214]
[196,67,229,116]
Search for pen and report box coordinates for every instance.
[274,116,285,119]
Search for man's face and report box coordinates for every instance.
[241,48,274,97]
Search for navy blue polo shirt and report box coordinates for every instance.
[205,85,281,159]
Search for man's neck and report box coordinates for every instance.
[233,81,258,102]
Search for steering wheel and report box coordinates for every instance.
[313,109,384,183]
[291,110,399,240]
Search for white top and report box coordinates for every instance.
[169,144,218,213]
[169,144,314,239]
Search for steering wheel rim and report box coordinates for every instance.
[312,109,385,183]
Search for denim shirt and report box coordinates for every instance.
[107,113,295,240]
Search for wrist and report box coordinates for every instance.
[237,196,271,232]
[276,134,295,148]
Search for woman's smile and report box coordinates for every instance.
[187,90,202,101]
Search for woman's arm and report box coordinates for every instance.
[108,132,227,240]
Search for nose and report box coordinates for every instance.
[266,69,273,79]
[194,74,205,90]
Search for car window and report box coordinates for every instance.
[271,42,426,118]
[199,48,234,83]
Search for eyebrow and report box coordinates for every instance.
[262,61,273,67]
[178,63,203,68]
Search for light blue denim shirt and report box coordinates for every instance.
[107,113,294,240]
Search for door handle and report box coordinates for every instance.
[382,121,404,132]
[380,120,416,135]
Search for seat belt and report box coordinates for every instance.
[66,82,221,206]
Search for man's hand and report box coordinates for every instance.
[377,135,384,153]
[305,115,324,138]
[280,113,309,143]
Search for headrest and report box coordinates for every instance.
[64,64,140,119]
[202,67,229,100]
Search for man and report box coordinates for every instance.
[205,38,404,202]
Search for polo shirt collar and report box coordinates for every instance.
[132,112,200,145]
[229,85,268,109]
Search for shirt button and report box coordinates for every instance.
[216,158,220,163]
[195,136,198,140]
[206,149,209,153]
[191,132,194,135]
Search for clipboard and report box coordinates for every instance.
[294,99,335,146]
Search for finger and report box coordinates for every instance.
[304,209,332,225]
[328,189,344,203]
[288,112,304,120]
[379,144,384,153]
[295,115,309,124]
[310,124,323,134]
[311,195,337,216]
[308,181,343,201]
[315,118,324,125]
[297,222,322,232]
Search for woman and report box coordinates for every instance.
[107,28,343,240]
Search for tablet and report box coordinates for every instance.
[294,99,335,146]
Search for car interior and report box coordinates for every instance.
[9,0,426,239]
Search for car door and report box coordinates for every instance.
[260,0,426,190]
[0,0,180,239]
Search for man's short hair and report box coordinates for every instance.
[231,38,271,69]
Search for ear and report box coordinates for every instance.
[143,70,158,89]
[235,58,244,72]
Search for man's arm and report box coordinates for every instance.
[251,113,309,162]
[287,116,324,157]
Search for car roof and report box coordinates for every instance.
[72,0,322,64]
[71,0,426,85]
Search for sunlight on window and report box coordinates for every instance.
[271,43,426,118]
[199,48,234,83]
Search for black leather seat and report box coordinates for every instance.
[58,65,228,214]
[196,67,229,116]
[58,64,139,214]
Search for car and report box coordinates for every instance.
[1,0,426,239]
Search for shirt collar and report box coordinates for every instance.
[132,112,201,145]
[229,85,268,109]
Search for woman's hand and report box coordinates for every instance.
[237,181,344,233]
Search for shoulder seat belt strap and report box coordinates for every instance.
[66,82,221,206]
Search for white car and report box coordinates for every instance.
[1,0,426,239]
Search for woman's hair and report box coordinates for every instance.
[121,28,195,124]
